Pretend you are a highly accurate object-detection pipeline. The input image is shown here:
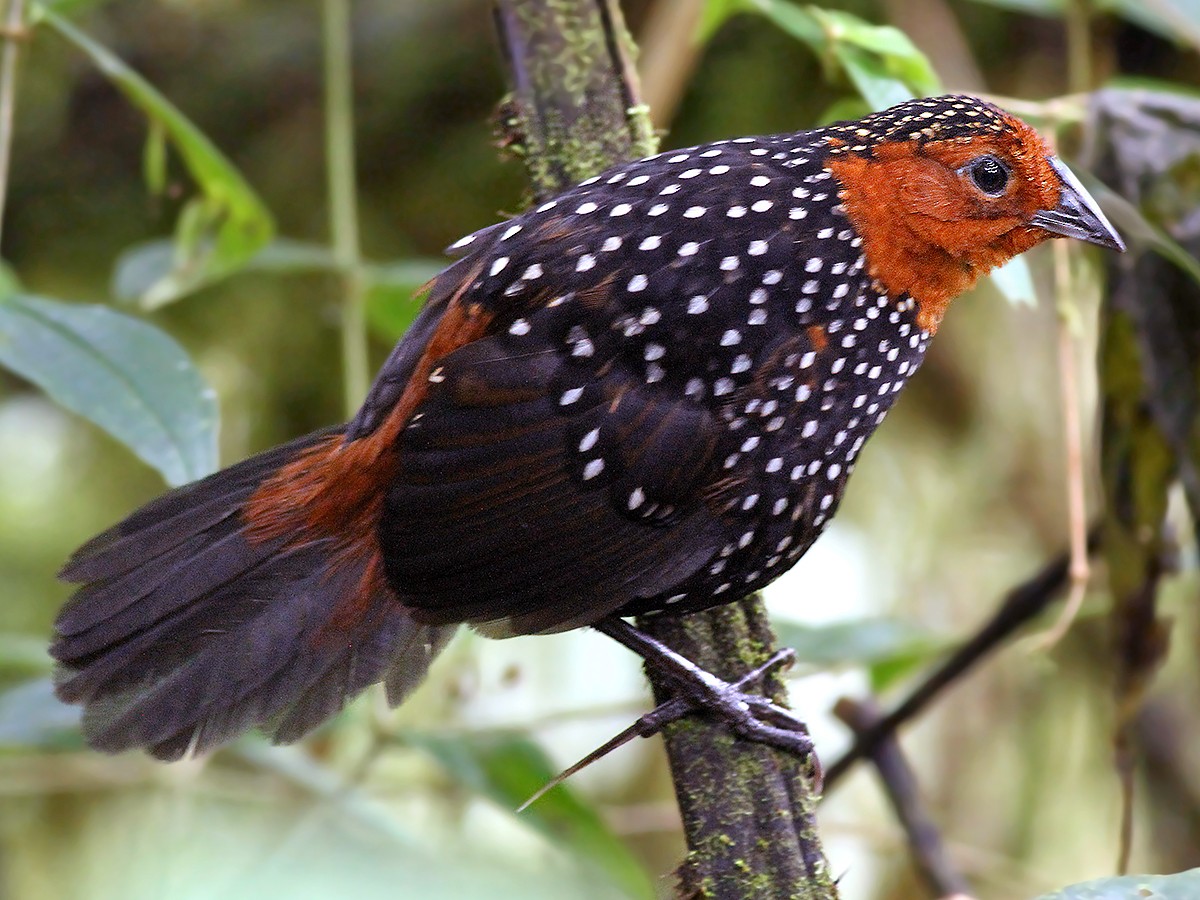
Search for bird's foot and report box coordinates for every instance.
[518,638,801,812]
[594,618,818,771]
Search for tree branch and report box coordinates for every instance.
[491,3,834,896]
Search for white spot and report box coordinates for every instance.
[644,343,665,361]
[802,420,818,438]
[750,288,768,305]
[602,236,622,252]
[628,487,646,510]
[685,377,705,397]
[709,165,731,175]
[490,257,509,276]
[731,353,752,373]
[738,530,755,548]
[502,225,522,240]
[576,254,596,272]
[748,309,767,326]
[537,200,557,213]
[766,457,783,473]
[799,352,816,368]
[560,387,584,406]
[628,274,649,292]
[521,263,543,280]
[720,329,741,346]
[680,168,702,179]
[640,307,661,325]
[639,235,662,251]
[741,436,760,452]
[763,270,783,285]
[748,240,769,256]
[450,234,476,249]
[628,175,650,186]
[750,175,770,187]
[741,494,759,511]
[509,318,531,336]
[828,464,842,479]
[684,206,707,218]
[687,295,709,314]
[575,202,599,215]
[720,256,740,271]
[660,184,681,195]
[805,258,822,273]
[727,205,747,218]
[789,208,808,220]
[772,498,788,515]
[751,200,774,212]
[611,203,633,217]
[678,241,700,257]
[579,428,600,452]
[649,203,669,216]
[714,377,735,396]
[668,153,689,163]
[583,458,605,479]
[646,362,665,383]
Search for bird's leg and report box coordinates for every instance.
[593,618,816,764]
[519,644,795,811]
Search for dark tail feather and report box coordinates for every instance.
[52,428,454,761]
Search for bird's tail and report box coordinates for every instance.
[51,427,454,761]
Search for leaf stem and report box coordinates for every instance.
[322,0,368,415]
[0,0,26,252]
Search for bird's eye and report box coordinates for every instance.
[968,156,1010,196]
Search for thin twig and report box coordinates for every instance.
[825,530,1098,790]
[0,0,27,251]
[322,0,369,415]
[1034,239,1091,649]
[834,697,974,900]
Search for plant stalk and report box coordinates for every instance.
[323,0,368,415]
[0,0,26,252]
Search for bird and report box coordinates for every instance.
[51,94,1124,762]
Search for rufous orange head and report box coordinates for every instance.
[824,95,1123,332]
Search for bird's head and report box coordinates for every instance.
[823,95,1124,333]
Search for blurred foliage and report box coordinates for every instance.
[2,0,1200,899]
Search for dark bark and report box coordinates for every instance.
[491,2,834,897]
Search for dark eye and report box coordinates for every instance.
[969,155,1009,196]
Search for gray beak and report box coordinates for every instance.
[1030,157,1126,252]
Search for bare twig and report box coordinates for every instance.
[1034,240,1091,649]
[492,3,834,895]
[825,531,1098,790]
[835,697,974,900]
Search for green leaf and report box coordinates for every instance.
[987,255,1039,306]
[407,730,655,900]
[1034,868,1200,899]
[773,617,950,691]
[365,260,443,342]
[1083,176,1200,288]
[34,5,274,308]
[809,7,940,97]
[703,1,942,111]
[0,678,83,749]
[834,44,915,111]
[0,294,218,485]
[113,238,342,302]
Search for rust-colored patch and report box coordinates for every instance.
[827,118,1060,333]
[806,324,829,351]
[244,261,494,626]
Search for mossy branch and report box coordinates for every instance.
[491,2,834,896]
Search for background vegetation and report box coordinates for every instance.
[1,0,1198,897]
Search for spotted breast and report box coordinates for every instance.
[375,109,935,634]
